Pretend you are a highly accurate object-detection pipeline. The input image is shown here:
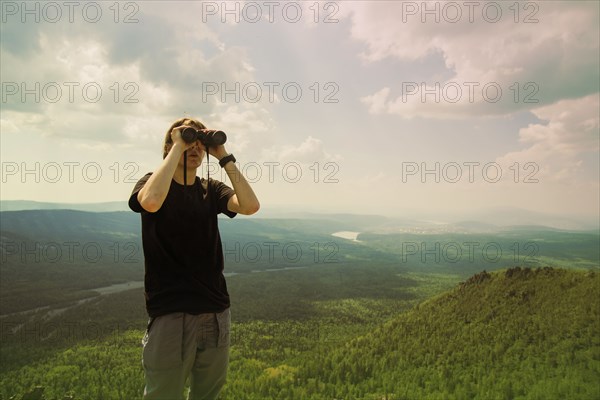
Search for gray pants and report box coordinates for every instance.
[141,309,230,400]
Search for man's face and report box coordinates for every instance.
[168,123,206,169]
[182,139,205,169]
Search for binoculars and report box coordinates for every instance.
[181,127,227,147]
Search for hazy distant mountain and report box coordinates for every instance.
[0,210,139,242]
[442,206,599,231]
[1,202,597,232]
[0,200,129,212]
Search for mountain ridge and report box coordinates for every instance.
[304,267,600,399]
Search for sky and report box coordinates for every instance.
[1,0,599,222]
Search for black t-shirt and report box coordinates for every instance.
[128,173,236,318]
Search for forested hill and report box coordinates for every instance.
[300,267,600,399]
[5,267,599,399]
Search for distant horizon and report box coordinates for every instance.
[1,199,598,231]
[1,198,597,216]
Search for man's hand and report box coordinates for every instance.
[171,125,198,152]
[208,144,229,160]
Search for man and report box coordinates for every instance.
[128,117,260,399]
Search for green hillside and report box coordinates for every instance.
[3,267,598,399]
[297,267,600,399]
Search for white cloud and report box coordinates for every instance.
[205,104,275,154]
[0,3,278,151]
[349,1,599,118]
[361,87,391,114]
[261,136,342,164]
[496,93,599,183]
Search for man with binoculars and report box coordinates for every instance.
[128,117,260,399]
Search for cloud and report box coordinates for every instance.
[361,87,391,114]
[348,1,599,118]
[261,136,342,164]
[496,93,599,183]
[0,2,277,149]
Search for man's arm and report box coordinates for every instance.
[221,159,260,215]
[210,146,259,215]
[137,128,189,213]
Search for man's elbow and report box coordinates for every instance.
[240,201,260,215]
[139,196,162,213]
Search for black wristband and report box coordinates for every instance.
[219,153,236,168]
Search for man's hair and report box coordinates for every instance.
[163,117,207,159]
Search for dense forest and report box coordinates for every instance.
[2,267,598,399]
[1,211,598,398]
